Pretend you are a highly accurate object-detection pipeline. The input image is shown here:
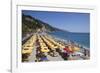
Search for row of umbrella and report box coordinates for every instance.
[22,34,37,54]
[44,35,65,49]
[37,34,50,53]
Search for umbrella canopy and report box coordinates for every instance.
[22,48,33,54]
[73,47,80,51]
[41,47,50,53]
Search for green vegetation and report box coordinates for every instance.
[22,14,57,37]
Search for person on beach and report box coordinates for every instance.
[62,52,69,60]
[55,47,69,60]
[63,45,73,53]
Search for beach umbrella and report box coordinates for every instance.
[23,46,33,50]
[23,43,33,47]
[73,47,80,51]
[41,47,50,53]
[22,47,32,54]
[65,46,74,53]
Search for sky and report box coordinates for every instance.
[22,10,90,33]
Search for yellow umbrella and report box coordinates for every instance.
[73,47,80,51]
[22,48,33,54]
[23,46,33,50]
[23,43,33,47]
[41,47,50,52]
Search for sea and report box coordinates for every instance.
[48,30,90,48]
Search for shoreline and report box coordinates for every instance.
[48,33,89,50]
[22,32,90,62]
[48,31,90,49]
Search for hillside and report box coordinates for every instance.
[22,14,69,37]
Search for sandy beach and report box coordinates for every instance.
[22,32,90,62]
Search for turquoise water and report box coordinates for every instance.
[48,31,90,48]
